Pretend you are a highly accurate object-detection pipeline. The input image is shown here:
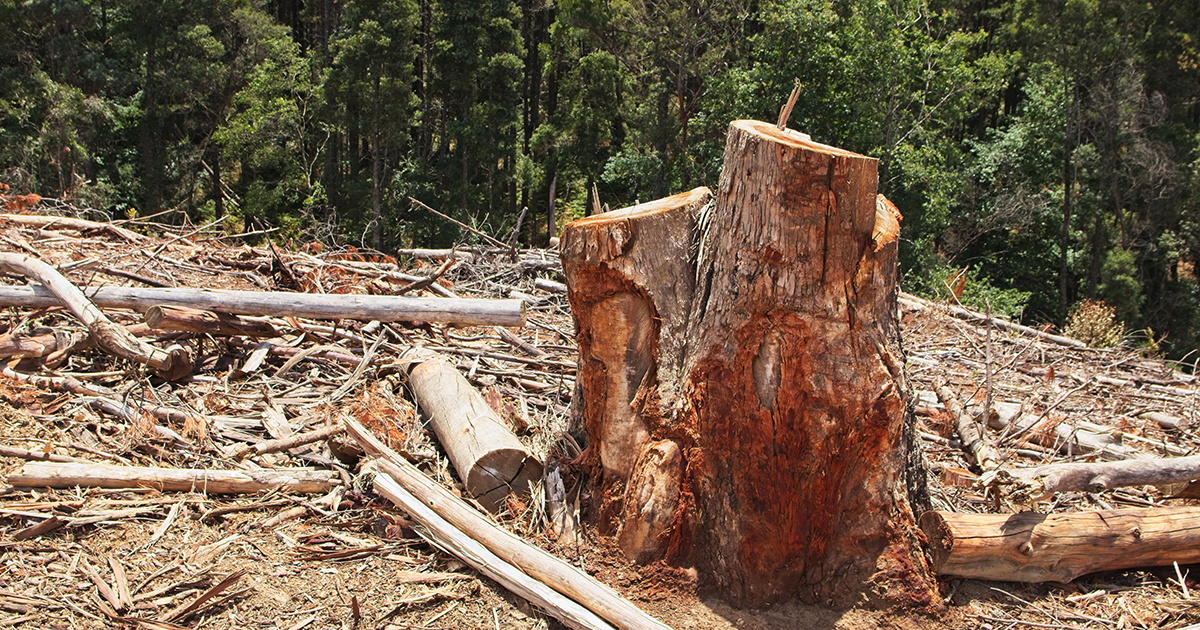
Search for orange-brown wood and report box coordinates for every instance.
[561,121,935,608]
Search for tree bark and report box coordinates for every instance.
[921,507,1200,583]
[145,305,279,338]
[561,121,935,608]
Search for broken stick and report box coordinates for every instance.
[8,462,338,494]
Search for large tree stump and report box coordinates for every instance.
[561,121,934,608]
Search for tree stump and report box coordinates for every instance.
[561,121,935,608]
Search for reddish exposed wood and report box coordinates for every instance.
[561,121,935,608]
[920,508,1200,583]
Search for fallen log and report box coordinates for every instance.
[406,357,542,511]
[0,285,525,327]
[7,462,338,493]
[997,454,1200,501]
[0,253,192,379]
[145,305,279,337]
[898,292,1087,348]
[372,472,615,630]
[0,213,146,243]
[342,417,671,630]
[920,507,1200,583]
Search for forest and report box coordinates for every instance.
[1,0,1199,356]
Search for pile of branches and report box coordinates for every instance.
[0,203,670,630]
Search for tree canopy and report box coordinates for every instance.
[3,0,1200,357]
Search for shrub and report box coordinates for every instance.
[1064,299,1126,348]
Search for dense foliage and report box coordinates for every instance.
[3,0,1200,355]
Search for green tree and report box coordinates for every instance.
[325,0,418,248]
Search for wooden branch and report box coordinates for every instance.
[342,417,671,630]
[396,248,485,261]
[935,382,1000,472]
[899,292,1087,348]
[920,507,1200,583]
[98,265,171,287]
[372,473,616,630]
[0,253,192,379]
[409,197,510,250]
[0,213,146,243]
[1000,454,1200,499]
[406,357,542,511]
[7,462,339,494]
[494,326,549,358]
[232,424,345,461]
[393,256,457,296]
[145,305,279,338]
[0,444,87,463]
[0,285,526,327]
[1,365,209,441]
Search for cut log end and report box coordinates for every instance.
[469,450,544,512]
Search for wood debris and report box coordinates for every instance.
[2,205,1200,629]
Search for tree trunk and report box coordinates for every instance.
[561,120,935,608]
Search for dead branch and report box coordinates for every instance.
[0,253,192,379]
[8,462,339,494]
[0,284,525,327]
[343,417,672,630]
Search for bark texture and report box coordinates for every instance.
[561,121,934,608]
[921,507,1200,583]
